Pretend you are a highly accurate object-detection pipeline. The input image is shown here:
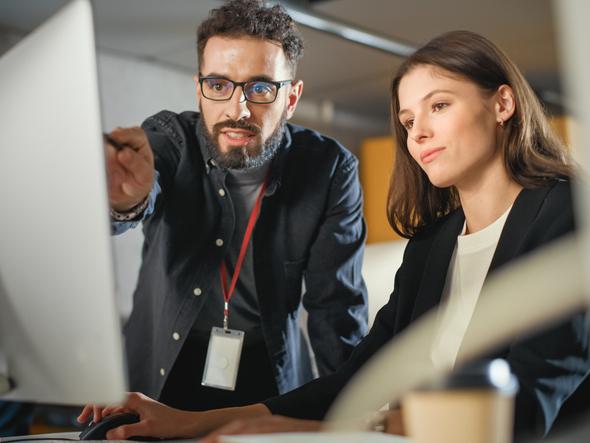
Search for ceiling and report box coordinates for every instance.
[0,0,561,141]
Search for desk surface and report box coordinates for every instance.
[1,431,409,443]
[0,432,192,443]
[222,432,408,442]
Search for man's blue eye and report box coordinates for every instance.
[250,82,273,95]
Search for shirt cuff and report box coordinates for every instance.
[111,170,161,235]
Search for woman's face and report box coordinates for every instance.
[397,65,504,190]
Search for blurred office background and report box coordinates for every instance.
[0,0,580,435]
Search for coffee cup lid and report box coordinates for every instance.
[421,359,519,394]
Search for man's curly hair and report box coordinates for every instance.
[197,0,304,75]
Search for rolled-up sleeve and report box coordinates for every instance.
[110,171,161,235]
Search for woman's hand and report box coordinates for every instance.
[77,392,201,440]
[383,408,406,435]
[78,395,274,440]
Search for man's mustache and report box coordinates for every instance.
[212,119,261,136]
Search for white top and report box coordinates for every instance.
[430,206,512,368]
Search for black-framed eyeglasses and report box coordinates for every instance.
[198,74,293,104]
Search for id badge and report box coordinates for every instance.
[201,327,244,391]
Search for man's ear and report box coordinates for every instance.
[194,74,202,102]
[495,84,516,125]
[286,80,304,119]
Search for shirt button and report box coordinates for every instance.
[172,332,180,341]
[215,238,224,247]
[193,287,202,296]
[159,368,165,376]
[218,189,226,197]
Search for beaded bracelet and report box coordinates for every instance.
[110,195,149,221]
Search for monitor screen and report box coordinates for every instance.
[0,0,126,405]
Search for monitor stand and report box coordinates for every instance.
[0,275,15,395]
[0,375,13,395]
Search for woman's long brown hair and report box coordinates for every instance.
[388,30,573,238]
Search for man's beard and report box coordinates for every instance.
[198,107,287,170]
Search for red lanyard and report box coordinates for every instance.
[219,176,269,330]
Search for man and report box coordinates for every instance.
[105,0,367,411]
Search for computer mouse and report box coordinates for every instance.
[79,412,159,441]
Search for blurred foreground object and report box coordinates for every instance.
[402,359,517,443]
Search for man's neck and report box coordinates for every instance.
[226,161,271,186]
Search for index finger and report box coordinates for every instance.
[77,405,93,423]
[93,404,103,423]
[103,133,125,151]
[108,127,148,153]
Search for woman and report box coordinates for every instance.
[79,30,589,441]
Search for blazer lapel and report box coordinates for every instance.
[456,185,554,361]
[487,185,552,274]
[410,209,465,321]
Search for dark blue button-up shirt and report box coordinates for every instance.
[115,111,368,398]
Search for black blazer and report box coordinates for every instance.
[265,180,590,437]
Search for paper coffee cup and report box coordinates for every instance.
[401,359,518,443]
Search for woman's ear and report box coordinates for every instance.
[495,84,516,125]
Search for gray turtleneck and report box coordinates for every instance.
[191,162,270,334]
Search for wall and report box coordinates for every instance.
[97,51,197,316]
[363,240,407,324]
[360,136,399,244]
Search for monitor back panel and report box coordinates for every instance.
[0,0,127,405]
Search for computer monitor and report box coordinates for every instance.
[0,0,126,405]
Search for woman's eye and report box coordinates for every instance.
[432,102,448,112]
[403,119,414,130]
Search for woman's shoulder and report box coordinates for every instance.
[516,178,576,243]
[527,178,573,216]
[545,177,572,197]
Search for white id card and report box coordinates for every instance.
[201,327,244,391]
